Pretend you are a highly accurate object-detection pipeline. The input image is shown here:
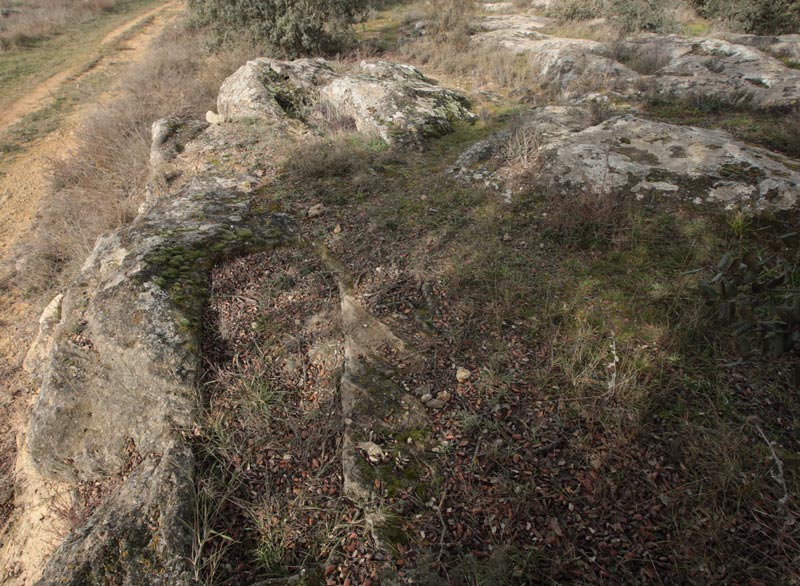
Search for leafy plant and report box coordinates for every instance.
[700,249,800,358]
[188,0,369,56]
[693,0,800,34]
[604,0,678,32]
[547,0,603,21]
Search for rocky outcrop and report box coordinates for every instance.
[457,106,800,212]
[623,36,800,109]
[24,124,295,582]
[539,114,800,211]
[216,57,336,122]
[35,441,192,586]
[719,33,800,63]
[215,58,476,143]
[473,17,800,107]
[18,57,470,584]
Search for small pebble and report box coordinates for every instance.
[456,367,471,383]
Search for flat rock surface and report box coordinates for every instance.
[472,16,800,106]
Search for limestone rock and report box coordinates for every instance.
[307,203,326,218]
[217,58,336,122]
[23,293,63,375]
[626,36,800,109]
[21,112,295,582]
[493,106,800,212]
[216,58,476,144]
[473,15,800,107]
[36,443,193,586]
[147,117,207,203]
[205,110,224,125]
[719,33,800,63]
[28,175,293,482]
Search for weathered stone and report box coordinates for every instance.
[147,117,207,204]
[718,33,800,63]
[21,115,296,584]
[23,293,63,375]
[488,106,800,212]
[426,398,446,409]
[216,57,476,144]
[36,443,193,586]
[473,15,800,107]
[205,110,224,125]
[456,367,472,383]
[626,35,800,109]
[217,58,336,122]
[307,203,326,218]
[319,61,476,143]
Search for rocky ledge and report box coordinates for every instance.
[16,59,475,585]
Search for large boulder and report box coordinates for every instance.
[718,33,800,63]
[216,58,476,144]
[319,61,476,143]
[536,113,800,211]
[624,36,800,109]
[216,58,336,122]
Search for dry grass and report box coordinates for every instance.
[605,41,672,74]
[17,24,260,295]
[420,0,475,44]
[399,40,544,93]
[0,0,123,50]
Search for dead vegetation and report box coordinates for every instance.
[185,103,799,582]
[0,0,125,50]
[15,24,260,295]
[6,0,800,583]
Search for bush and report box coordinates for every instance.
[548,0,678,32]
[604,0,678,32]
[422,0,475,46]
[699,0,800,34]
[547,0,604,21]
[188,0,369,57]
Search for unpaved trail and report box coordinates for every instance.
[0,2,183,583]
[0,1,181,134]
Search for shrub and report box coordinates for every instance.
[422,0,475,46]
[187,0,369,57]
[548,0,678,32]
[604,0,678,32]
[547,0,604,21]
[696,0,799,34]
[700,248,800,359]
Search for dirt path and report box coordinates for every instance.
[0,2,183,583]
[0,1,181,135]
